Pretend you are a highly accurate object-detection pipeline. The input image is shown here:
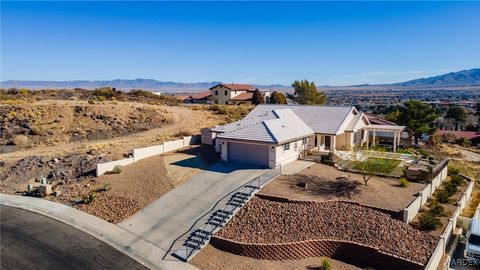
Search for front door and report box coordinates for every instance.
[325,136,331,150]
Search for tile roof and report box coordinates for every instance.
[191,91,212,99]
[436,130,480,140]
[216,108,314,144]
[364,113,397,126]
[231,92,253,101]
[209,83,256,91]
[247,104,355,134]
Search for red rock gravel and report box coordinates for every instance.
[75,193,140,223]
[216,196,439,265]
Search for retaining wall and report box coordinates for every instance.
[424,179,476,270]
[96,158,135,176]
[403,161,449,223]
[211,236,424,270]
[96,135,201,176]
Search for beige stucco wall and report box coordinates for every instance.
[211,85,247,104]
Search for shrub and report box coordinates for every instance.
[450,174,464,186]
[112,165,123,174]
[30,126,44,136]
[319,257,332,270]
[418,212,441,230]
[101,182,111,192]
[19,88,29,97]
[429,202,445,216]
[448,166,460,176]
[88,100,95,104]
[399,178,410,188]
[444,182,458,195]
[436,190,450,203]
[12,135,29,147]
[82,193,96,204]
[94,87,117,99]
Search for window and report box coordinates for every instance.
[302,138,308,145]
[283,143,290,151]
[215,90,218,95]
[225,91,228,95]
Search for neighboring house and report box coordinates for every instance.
[202,104,405,168]
[436,130,480,145]
[178,91,213,104]
[209,83,269,105]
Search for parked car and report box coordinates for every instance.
[465,210,480,262]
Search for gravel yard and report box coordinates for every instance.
[191,244,361,270]
[216,196,439,265]
[261,163,425,210]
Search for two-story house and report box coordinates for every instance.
[209,83,258,105]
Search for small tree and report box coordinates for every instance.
[251,89,264,105]
[288,80,327,105]
[352,151,399,186]
[269,91,287,104]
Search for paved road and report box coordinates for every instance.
[1,205,146,270]
[118,163,267,257]
[458,149,480,162]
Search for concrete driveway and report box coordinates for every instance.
[1,205,146,270]
[118,163,268,256]
[458,149,480,162]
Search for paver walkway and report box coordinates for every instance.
[118,163,268,257]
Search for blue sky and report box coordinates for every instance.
[1,1,479,86]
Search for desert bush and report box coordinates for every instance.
[7,88,19,95]
[94,87,117,99]
[112,165,123,174]
[428,200,445,216]
[418,212,441,230]
[12,135,29,147]
[30,126,44,136]
[444,181,458,195]
[88,100,95,104]
[175,128,192,137]
[450,174,464,186]
[435,190,450,203]
[455,137,471,147]
[208,104,252,121]
[96,95,106,102]
[100,182,111,192]
[319,257,332,270]
[19,88,29,97]
[399,177,410,188]
[82,193,96,204]
[448,166,460,176]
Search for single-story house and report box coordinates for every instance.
[180,91,213,104]
[209,83,270,105]
[202,104,405,168]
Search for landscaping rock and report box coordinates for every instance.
[216,196,439,265]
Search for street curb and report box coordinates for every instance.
[0,194,198,270]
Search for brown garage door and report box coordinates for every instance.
[228,142,269,167]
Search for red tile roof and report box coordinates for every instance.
[436,130,480,140]
[231,92,253,101]
[191,91,212,100]
[210,83,256,91]
[175,95,190,101]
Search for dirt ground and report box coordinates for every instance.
[261,163,425,211]
[23,148,206,223]
[1,100,226,163]
[191,244,361,270]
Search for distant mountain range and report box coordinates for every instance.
[1,68,479,91]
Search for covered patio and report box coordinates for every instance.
[364,125,406,152]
